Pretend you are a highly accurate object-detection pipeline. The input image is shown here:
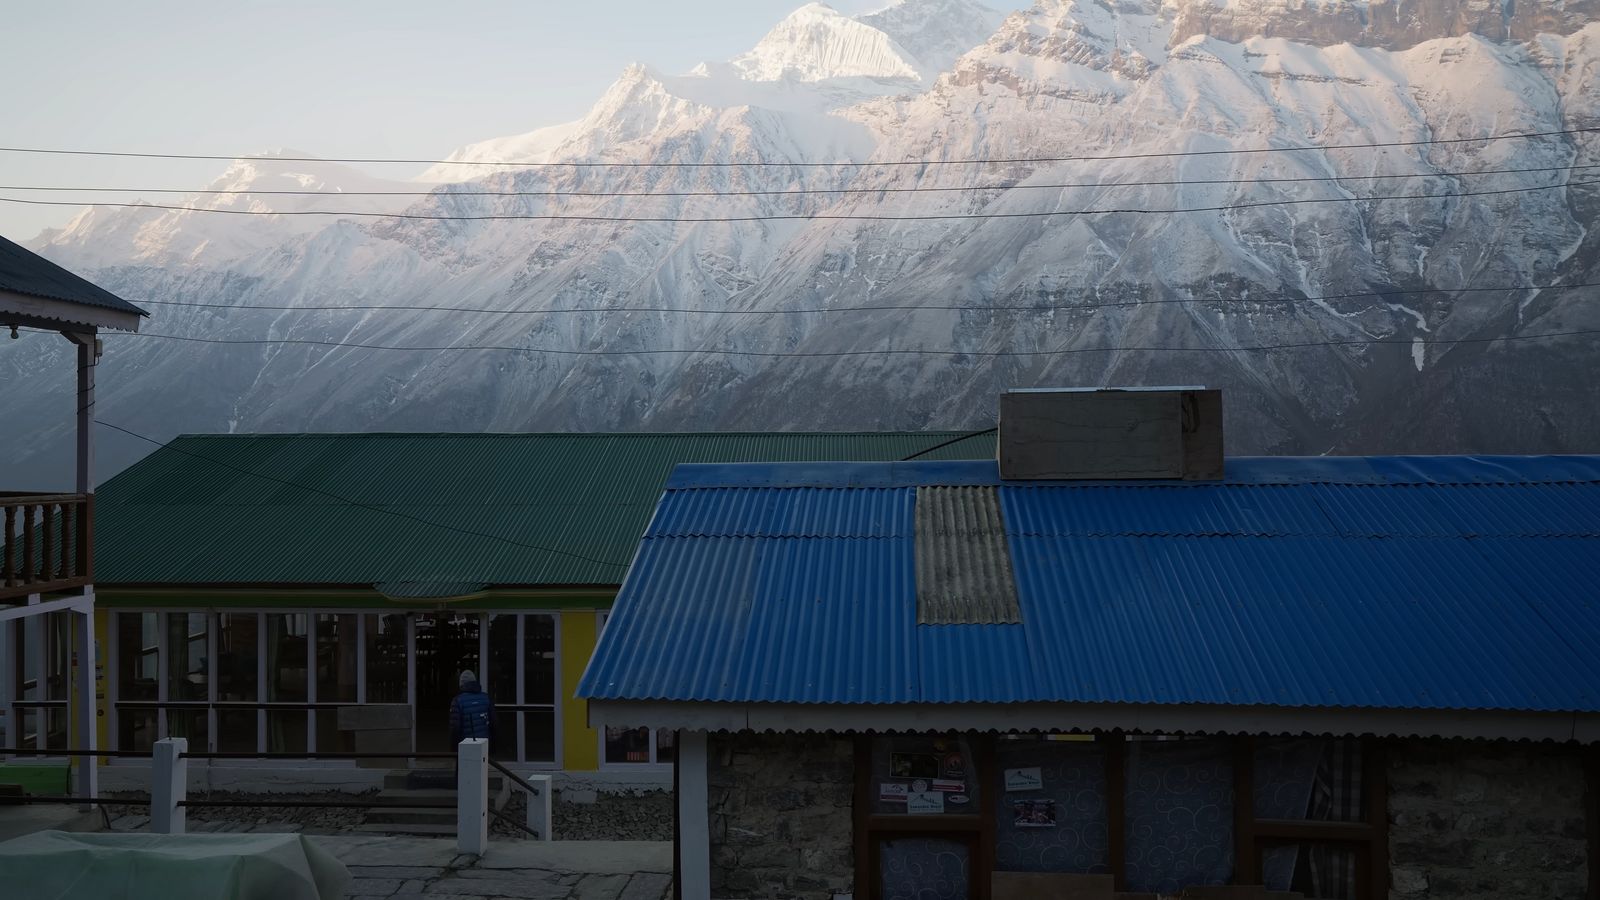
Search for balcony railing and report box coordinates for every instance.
[1,493,92,601]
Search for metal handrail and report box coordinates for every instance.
[0,796,149,805]
[488,805,541,839]
[0,747,152,758]
[178,799,455,810]
[180,750,456,760]
[486,757,545,799]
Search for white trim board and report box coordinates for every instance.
[586,699,1600,744]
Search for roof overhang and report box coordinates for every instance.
[585,699,1600,744]
[0,288,143,333]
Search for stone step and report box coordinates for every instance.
[362,806,458,826]
[352,821,457,837]
[381,770,504,791]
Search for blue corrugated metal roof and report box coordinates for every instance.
[577,456,1600,712]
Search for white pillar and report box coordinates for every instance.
[678,730,710,900]
[74,604,98,804]
[151,737,187,834]
[456,738,489,856]
[0,620,13,749]
[524,773,552,841]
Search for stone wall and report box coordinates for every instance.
[1388,739,1589,900]
[708,732,854,899]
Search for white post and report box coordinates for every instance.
[678,730,710,900]
[524,773,552,841]
[74,605,98,804]
[151,737,187,834]
[456,738,489,856]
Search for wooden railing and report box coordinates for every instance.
[0,493,92,601]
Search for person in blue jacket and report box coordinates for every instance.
[449,670,495,747]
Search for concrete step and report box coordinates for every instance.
[381,770,504,791]
[363,807,457,826]
[352,821,457,837]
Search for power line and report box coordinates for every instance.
[134,280,1600,317]
[86,325,1600,358]
[901,427,998,461]
[1,125,1593,169]
[94,419,630,571]
[3,162,1594,199]
[5,177,1594,223]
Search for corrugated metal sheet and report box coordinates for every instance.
[0,234,147,316]
[577,455,1600,712]
[915,487,1020,625]
[93,431,996,587]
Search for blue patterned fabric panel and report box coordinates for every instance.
[1123,738,1234,893]
[879,837,970,900]
[993,739,1110,874]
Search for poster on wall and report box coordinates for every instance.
[1003,766,1044,792]
[1012,798,1056,828]
[941,751,965,779]
[907,791,945,815]
[879,783,909,803]
[890,753,941,779]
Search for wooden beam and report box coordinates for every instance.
[854,735,872,900]
[0,289,141,333]
[1233,736,1257,885]
[1106,731,1126,891]
[1367,739,1389,900]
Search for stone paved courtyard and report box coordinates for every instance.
[316,835,672,900]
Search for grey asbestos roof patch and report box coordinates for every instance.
[915,485,1021,625]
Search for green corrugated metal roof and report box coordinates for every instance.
[95,431,997,587]
[0,234,148,317]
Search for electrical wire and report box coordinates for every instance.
[901,427,998,461]
[3,162,1594,199]
[4,177,1594,223]
[93,419,631,571]
[81,325,1600,358]
[1,125,1594,169]
[132,280,1600,317]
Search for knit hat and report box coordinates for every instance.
[459,670,477,686]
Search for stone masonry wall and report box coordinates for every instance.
[708,732,854,900]
[1388,739,1588,900]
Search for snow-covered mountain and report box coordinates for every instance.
[9,0,1600,485]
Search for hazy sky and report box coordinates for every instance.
[1,0,886,240]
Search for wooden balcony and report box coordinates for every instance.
[1,493,92,601]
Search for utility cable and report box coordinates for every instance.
[3,162,1593,199]
[78,325,1600,358]
[131,280,1600,317]
[5,177,1594,222]
[1,125,1594,169]
[900,427,998,461]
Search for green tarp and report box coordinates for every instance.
[0,830,349,899]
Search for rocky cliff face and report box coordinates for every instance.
[10,0,1600,486]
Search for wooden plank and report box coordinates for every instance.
[1233,736,1257,886]
[1252,819,1375,841]
[1106,732,1127,891]
[41,504,56,582]
[2,504,14,587]
[976,737,996,900]
[855,735,872,900]
[993,872,1113,900]
[77,495,93,581]
[1366,739,1389,900]
[21,505,36,585]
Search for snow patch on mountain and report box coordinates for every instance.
[730,2,925,82]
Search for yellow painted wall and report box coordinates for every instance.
[560,610,599,770]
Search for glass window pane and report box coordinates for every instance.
[216,613,259,702]
[522,615,556,705]
[524,709,556,763]
[166,707,209,751]
[363,614,407,703]
[166,613,208,702]
[315,614,358,703]
[491,709,517,761]
[315,708,344,753]
[656,729,676,765]
[1263,843,1361,899]
[487,614,518,704]
[116,612,158,702]
[268,708,307,753]
[880,836,970,900]
[994,735,1109,874]
[1255,738,1365,823]
[266,614,308,702]
[217,709,257,754]
[871,734,978,815]
[605,726,651,764]
[1124,737,1234,893]
[117,707,156,753]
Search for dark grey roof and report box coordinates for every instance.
[0,234,147,317]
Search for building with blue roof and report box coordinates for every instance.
[576,389,1600,900]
